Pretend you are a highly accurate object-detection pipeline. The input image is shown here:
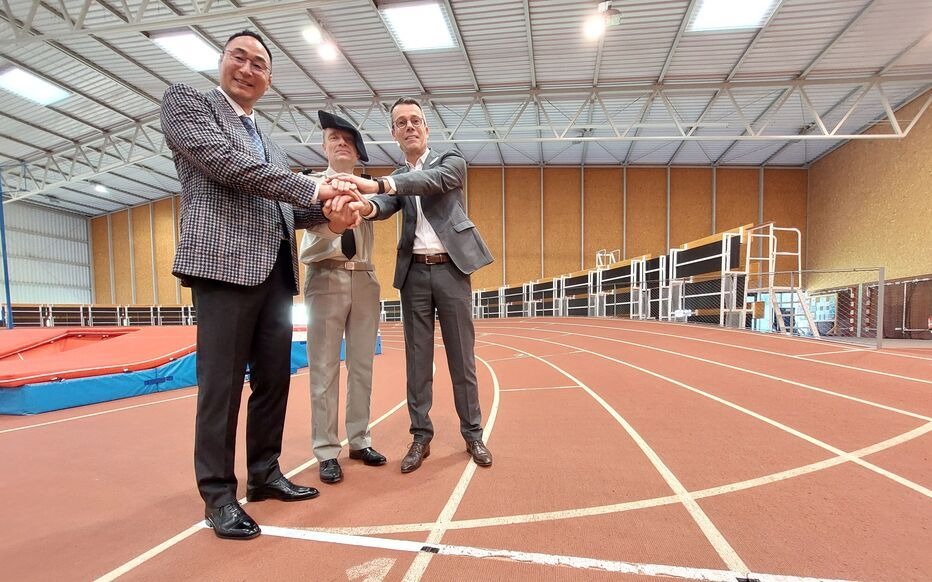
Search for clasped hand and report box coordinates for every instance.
[319,177,372,232]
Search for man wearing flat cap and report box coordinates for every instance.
[299,110,386,484]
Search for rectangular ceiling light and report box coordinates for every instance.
[690,0,778,32]
[151,31,220,71]
[0,68,70,106]
[381,2,457,51]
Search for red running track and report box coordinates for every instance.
[0,318,929,581]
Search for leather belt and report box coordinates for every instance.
[413,253,449,265]
[316,259,373,271]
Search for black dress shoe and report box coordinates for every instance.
[246,476,320,502]
[466,440,493,467]
[205,502,260,540]
[349,447,387,466]
[319,458,343,484]
[400,441,430,473]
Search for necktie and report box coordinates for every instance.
[341,230,357,259]
[239,116,265,160]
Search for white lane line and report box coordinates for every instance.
[477,338,748,573]
[795,348,871,357]
[401,356,501,581]
[496,331,932,499]
[1,371,314,435]
[0,393,196,435]
[514,320,932,385]
[486,324,932,423]
[94,397,407,582]
[307,421,932,538]
[259,525,853,582]
[500,385,582,392]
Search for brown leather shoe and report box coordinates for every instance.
[466,440,492,467]
[400,441,430,473]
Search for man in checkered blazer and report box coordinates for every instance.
[161,30,361,541]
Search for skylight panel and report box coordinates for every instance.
[690,0,778,32]
[0,68,70,106]
[381,3,457,51]
[151,32,220,72]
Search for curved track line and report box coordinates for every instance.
[401,355,502,582]
[94,397,408,582]
[479,324,932,422]
[490,330,932,499]
[474,338,748,572]
[305,421,931,537]
[517,320,932,384]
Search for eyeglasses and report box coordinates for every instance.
[224,50,271,75]
[392,116,425,130]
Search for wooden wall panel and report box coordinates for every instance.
[363,167,400,301]
[670,168,713,248]
[91,217,112,304]
[152,198,178,305]
[625,168,666,258]
[764,169,808,274]
[716,168,758,232]
[110,210,132,304]
[809,91,932,283]
[543,168,582,277]
[583,168,623,270]
[131,205,154,304]
[504,167,542,285]
[467,167,504,291]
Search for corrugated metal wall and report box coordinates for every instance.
[1,202,91,304]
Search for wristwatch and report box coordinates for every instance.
[376,177,387,194]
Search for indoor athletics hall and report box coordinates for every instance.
[0,1,930,580]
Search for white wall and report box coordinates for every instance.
[0,202,91,304]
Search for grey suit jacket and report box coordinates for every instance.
[369,149,494,289]
[161,84,327,291]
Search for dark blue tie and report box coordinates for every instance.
[240,116,265,160]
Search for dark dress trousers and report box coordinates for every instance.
[369,149,494,443]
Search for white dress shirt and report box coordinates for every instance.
[385,149,447,255]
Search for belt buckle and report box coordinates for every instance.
[425,255,439,265]
[344,261,357,271]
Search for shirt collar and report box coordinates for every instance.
[406,148,431,170]
[217,86,253,121]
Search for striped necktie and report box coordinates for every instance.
[240,116,265,160]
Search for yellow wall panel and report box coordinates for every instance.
[504,167,542,285]
[543,168,582,277]
[625,168,666,258]
[131,205,154,304]
[110,210,132,304]
[175,196,192,305]
[467,167,504,291]
[716,168,758,232]
[763,169,808,273]
[91,217,112,304]
[583,168,623,270]
[809,91,932,283]
[152,198,178,305]
[670,168,713,248]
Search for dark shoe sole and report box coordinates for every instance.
[319,474,343,484]
[205,520,261,540]
[349,452,388,466]
[245,490,320,502]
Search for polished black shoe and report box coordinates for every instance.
[205,502,260,540]
[400,441,430,473]
[319,458,343,484]
[246,476,320,502]
[349,447,387,466]
[466,440,493,467]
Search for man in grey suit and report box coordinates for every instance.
[333,97,494,473]
[300,111,386,485]
[161,30,361,540]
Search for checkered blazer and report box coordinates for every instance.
[161,83,327,291]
